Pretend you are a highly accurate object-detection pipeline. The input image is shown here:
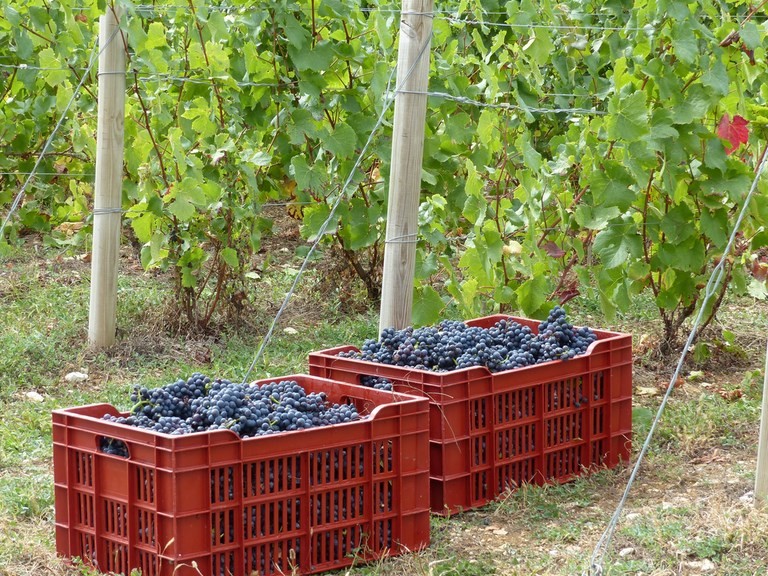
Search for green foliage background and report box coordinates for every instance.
[2,0,768,340]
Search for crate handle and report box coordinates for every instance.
[98,435,130,458]
[337,394,379,417]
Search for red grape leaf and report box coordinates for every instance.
[543,241,566,258]
[740,43,756,65]
[717,114,749,154]
[752,259,768,281]
[558,288,580,305]
[720,31,739,46]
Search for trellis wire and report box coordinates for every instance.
[0,63,295,89]
[384,232,419,245]
[0,25,121,241]
[0,172,94,177]
[64,3,768,25]
[135,75,292,88]
[64,3,621,17]
[0,60,615,101]
[445,16,651,31]
[93,199,713,236]
[0,63,90,72]
[583,146,768,576]
[394,89,606,115]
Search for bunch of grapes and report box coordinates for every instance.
[101,375,360,443]
[340,306,598,373]
[359,375,394,391]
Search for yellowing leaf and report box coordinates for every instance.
[145,22,168,50]
[39,48,68,86]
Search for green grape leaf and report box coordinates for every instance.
[574,205,621,229]
[593,221,642,269]
[494,285,516,305]
[660,204,696,244]
[130,211,155,244]
[289,41,335,72]
[588,161,635,212]
[516,275,549,317]
[607,91,648,141]
[654,239,706,272]
[524,28,554,65]
[181,97,218,139]
[176,177,209,206]
[220,247,239,269]
[412,285,444,327]
[145,22,168,50]
[748,277,768,299]
[283,14,310,49]
[291,155,326,193]
[741,22,761,50]
[699,208,728,248]
[415,250,439,280]
[704,138,727,173]
[38,48,68,86]
[4,5,21,25]
[181,266,197,288]
[301,202,333,241]
[671,21,698,64]
[167,198,196,221]
[701,57,729,97]
[325,123,357,158]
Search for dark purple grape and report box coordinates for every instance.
[338,306,598,373]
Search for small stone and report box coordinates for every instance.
[618,547,634,557]
[687,559,716,571]
[626,512,641,521]
[740,491,755,504]
[25,391,44,402]
[65,371,88,383]
[492,528,508,536]
[283,327,298,335]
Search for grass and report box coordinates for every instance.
[2,242,768,575]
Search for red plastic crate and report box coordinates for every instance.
[308,315,633,514]
[52,375,430,576]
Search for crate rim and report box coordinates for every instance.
[310,313,632,378]
[52,373,429,441]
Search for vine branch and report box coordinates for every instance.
[187,0,226,128]
[132,69,171,189]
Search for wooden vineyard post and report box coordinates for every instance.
[378,0,434,334]
[88,6,125,348]
[755,340,768,507]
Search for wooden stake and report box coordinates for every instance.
[379,0,434,333]
[88,7,125,348]
[755,339,768,507]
